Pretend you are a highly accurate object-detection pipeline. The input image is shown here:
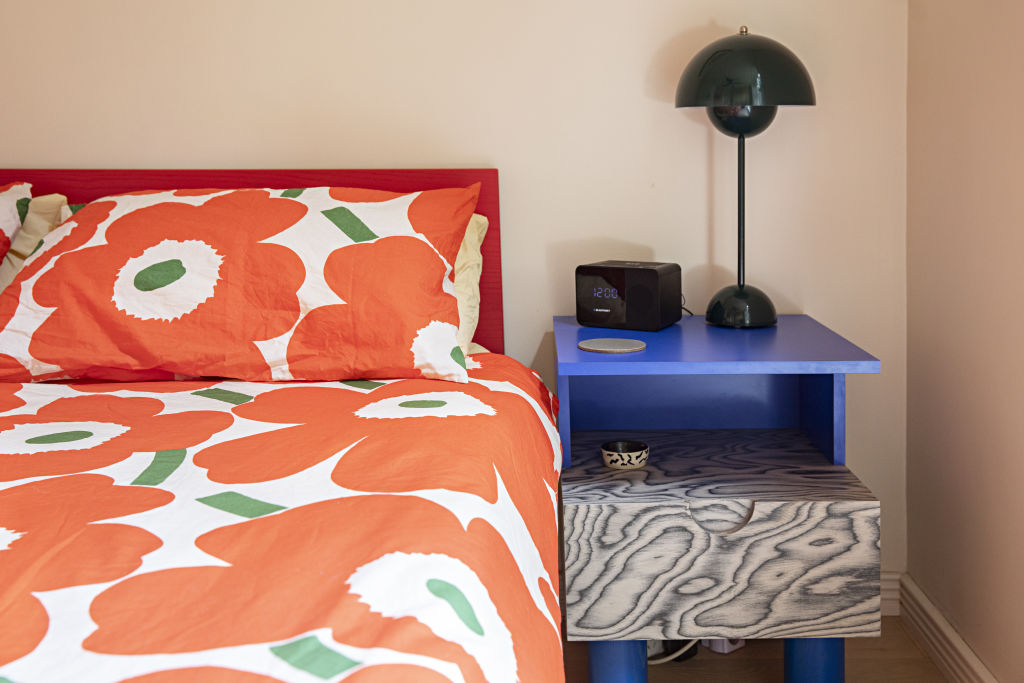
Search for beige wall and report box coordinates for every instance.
[2,0,908,571]
[908,1,1024,679]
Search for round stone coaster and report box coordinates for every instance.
[577,337,646,353]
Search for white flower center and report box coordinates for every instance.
[112,239,224,321]
[348,552,515,683]
[0,421,131,454]
[411,320,464,381]
[355,392,495,420]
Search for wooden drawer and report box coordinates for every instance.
[562,429,880,641]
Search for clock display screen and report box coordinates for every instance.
[577,270,626,324]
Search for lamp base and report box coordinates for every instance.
[705,284,777,328]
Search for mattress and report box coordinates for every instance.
[0,353,563,682]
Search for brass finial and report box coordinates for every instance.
[739,25,749,35]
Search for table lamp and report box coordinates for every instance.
[676,26,815,328]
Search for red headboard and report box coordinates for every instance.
[0,168,504,353]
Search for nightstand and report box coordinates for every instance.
[554,315,881,683]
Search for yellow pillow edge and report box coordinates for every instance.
[454,213,489,354]
[0,193,69,291]
[466,341,490,355]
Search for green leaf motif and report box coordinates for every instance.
[68,203,86,214]
[134,259,186,292]
[29,239,44,257]
[450,346,467,369]
[270,636,360,679]
[25,430,93,445]
[192,388,253,405]
[132,449,187,486]
[398,400,447,409]
[341,379,385,391]
[16,197,30,224]
[427,578,484,635]
[322,207,378,243]
[197,492,285,518]
[281,188,305,198]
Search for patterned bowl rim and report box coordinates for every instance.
[600,440,648,455]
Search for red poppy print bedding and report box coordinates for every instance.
[0,354,563,683]
[0,182,31,262]
[0,185,479,383]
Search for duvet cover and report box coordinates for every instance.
[0,354,563,683]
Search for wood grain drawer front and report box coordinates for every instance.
[562,430,881,641]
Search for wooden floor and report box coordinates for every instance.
[563,617,948,682]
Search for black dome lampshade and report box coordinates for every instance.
[676,26,815,328]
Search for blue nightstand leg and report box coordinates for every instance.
[588,641,647,682]
[784,638,844,683]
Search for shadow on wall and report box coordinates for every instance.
[684,263,734,316]
[644,19,732,106]
[647,20,801,318]
[648,20,746,314]
[685,263,799,318]
[530,238,657,387]
[544,237,658,315]
[531,330,556,392]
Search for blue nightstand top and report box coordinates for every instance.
[554,315,880,376]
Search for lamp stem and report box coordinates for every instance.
[737,133,745,288]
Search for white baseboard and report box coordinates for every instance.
[881,571,901,616]
[899,574,998,683]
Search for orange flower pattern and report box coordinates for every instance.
[287,237,463,380]
[0,356,562,682]
[0,474,173,666]
[0,394,234,481]
[27,190,307,381]
[0,200,115,381]
[0,185,479,383]
[67,380,219,394]
[0,383,23,412]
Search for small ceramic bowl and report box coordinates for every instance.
[601,440,649,470]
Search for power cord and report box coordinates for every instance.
[681,293,694,317]
[648,639,698,665]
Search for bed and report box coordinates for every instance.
[0,169,564,683]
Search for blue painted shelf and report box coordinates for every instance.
[554,315,879,375]
[554,314,879,468]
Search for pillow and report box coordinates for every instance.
[454,212,488,354]
[5,196,490,350]
[0,193,70,291]
[0,185,479,383]
[0,182,32,262]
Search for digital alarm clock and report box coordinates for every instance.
[575,260,682,331]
